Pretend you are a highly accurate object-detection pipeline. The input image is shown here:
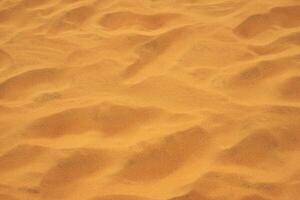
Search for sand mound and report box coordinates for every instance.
[235,5,300,38]
[1,0,300,200]
[0,145,47,173]
[99,12,185,31]
[118,126,208,181]
[91,195,152,200]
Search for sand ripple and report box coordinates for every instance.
[0,0,300,200]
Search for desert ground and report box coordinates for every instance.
[0,0,300,199]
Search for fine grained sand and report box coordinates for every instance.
[0,0,300,200]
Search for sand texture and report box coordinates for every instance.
[0,0,300,200]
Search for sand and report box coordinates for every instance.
[0,0,300,199]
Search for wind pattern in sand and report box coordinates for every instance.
[0,0,300,200]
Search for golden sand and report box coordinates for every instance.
[0,0,300,200]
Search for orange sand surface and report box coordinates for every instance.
[0,0,300,200]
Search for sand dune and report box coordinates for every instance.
[0,0,300,200]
